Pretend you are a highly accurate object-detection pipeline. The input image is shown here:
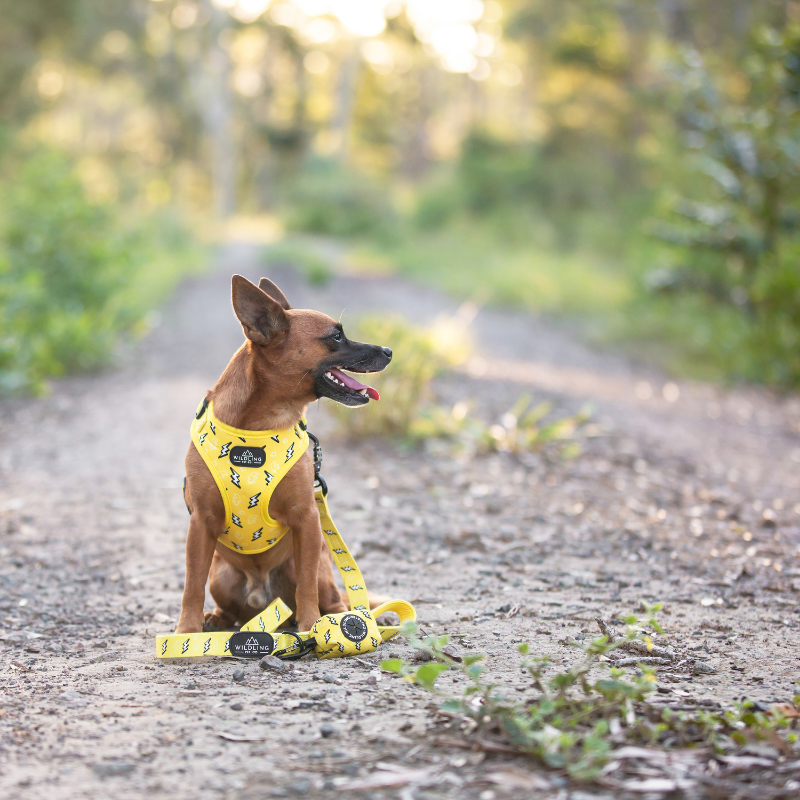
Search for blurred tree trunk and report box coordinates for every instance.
[183,2,235,218]
[331,47,359,161]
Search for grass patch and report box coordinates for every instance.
[352,216,632,316]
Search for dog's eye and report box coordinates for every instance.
[331,331,343,342]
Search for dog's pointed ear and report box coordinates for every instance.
[231,275,289,346]
[258,278,292,310]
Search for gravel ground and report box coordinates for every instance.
[1,243,799,800]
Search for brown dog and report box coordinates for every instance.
[175,275,392,634]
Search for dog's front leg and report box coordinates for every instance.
[175,511,220,633]
[287,500,323,631]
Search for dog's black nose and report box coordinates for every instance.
[382,347,392,360]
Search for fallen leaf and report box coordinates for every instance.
[215,731,269,742]
[770,703,800,719]
[485,767,550,790]
[621,778,678,792]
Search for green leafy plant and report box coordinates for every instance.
[262,241,334,287]
[333,314,590,456]
[282,159,397,240]
[329,313,468,438]
[0,147,200,395]
[383,607,798,780]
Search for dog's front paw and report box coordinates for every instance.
[174,618,203,634]
[203,611,235,632]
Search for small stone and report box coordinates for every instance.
[441,645,462,662]
[92,759,135,778]
[114,626,132,636]
[229,702,243,711]
[46,642,63,653]
[232,668,246,682]
[259,655,291,673]
[320,722,338,738]
[322,672,337,683]
[412,650,432,663]
[184,681,197,690]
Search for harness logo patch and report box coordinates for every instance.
[340,614,368,643]
[228,632,275,659]
[230,446,266,468]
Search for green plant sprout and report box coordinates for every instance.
[382,608,798,781]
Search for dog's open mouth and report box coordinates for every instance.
[323,367,380,402]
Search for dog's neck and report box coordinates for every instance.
[210,343,308,431]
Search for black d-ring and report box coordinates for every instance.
[273,633,316,661]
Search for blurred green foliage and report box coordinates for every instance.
[330,315,452,438]
[333,314,589,456]
[282,160,397,240]
[0,148,201,395]
[262,241,334,287]
[4,0,800,390]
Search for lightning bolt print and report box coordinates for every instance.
[230,467,241,488]
[232,542,243,551]
[161,640,167,655]
[271,434,280,443]
[341,566,355,572]
[324,529,337,536]
[258,617,265,631]
[199,432,207,446]
[218,442,231,458]
[203,638,211,654]
[349,584,364,592]
[266,537,277,545]
[285,443,295,462]
[264,471,273,485]
[248,492,261,508]
[182,639,190,654]
[231,513,242,527]
[251,528,263,541]
[209,421,216,434]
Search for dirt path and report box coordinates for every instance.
[1,243,799,800]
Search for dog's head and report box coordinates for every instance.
[231,275,392,407]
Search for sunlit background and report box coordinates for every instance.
[2,0,800,395]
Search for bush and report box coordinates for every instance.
[0,147,200,395]
[282,159,397,239]
[262,241,334,287]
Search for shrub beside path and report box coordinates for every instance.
[1,243,798,799]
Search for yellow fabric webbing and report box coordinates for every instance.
[156,480,415,659]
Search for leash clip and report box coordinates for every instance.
[307,431,328,496]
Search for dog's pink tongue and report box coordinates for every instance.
[330,368,380,401]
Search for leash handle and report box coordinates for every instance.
[371,599,417,641]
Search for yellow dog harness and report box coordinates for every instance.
[190,399,309,555]
[158,400,416,661]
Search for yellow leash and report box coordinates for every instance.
[156,422,415,661]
